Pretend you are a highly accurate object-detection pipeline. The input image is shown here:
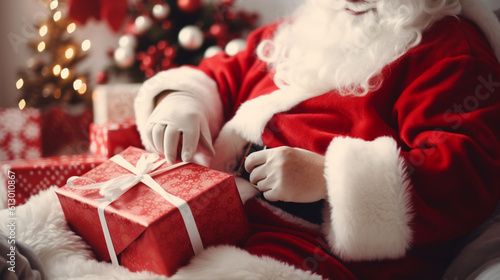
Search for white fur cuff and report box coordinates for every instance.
[323,136,413,261]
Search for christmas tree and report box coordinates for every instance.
[99,0,258,83]
[16,0,93,110]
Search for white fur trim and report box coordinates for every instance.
[223,88,321,145]
[210,87,324,173]
[172,245,323,280]
[134,67,223,153]
[209,127,249,173]
[461,0,500,62]
[323,136,413,261]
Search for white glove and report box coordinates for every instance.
[145,91,215,164]
[244,146,328,203]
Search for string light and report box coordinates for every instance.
[65,47,74,59]
[16,78,24,89]
[81,39,91,51]
[54,88,61,99]
[60,68,69,79]
[53,64,61,76]
[39,25,48,37]
[78,83,87,94]
[50,0,58,10]
[53,11,62,22]
[73,79,82,90]
[18,99,26,110]
[67,23,76,34]
[37,41,46,52]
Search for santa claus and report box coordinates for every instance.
[135,0,500,279]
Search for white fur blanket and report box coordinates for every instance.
[0,187,321,280]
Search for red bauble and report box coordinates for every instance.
[96,71,108,84]
[209,23,229,39]
[177,0,202,13]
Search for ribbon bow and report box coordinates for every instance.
[67,153,203,265]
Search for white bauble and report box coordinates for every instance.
[178,25,204,50]
[225,39,247,56]
[204,45,223,58]
[152,3,170,20]
[118,34,137,49]
[114,47,135,68]
[134,15,153,34]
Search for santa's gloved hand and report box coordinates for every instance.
[145,91,215,164]
[244,146,328,203]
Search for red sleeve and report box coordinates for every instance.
[395,55,500,245]
[194,22,280,121]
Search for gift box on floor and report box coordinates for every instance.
[93,84,141,125]
[55,147,250,276]
[0,108,42,161]
[89,118,143,158]
[0,154,106,208]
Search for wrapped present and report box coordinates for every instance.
[56,147,250,276]
[89,118,143,158]
[93,84,141,125]
[42,104,93,156]
[0,108,42,161]
[0,154,106,208]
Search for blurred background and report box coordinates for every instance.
[0,0,301,108]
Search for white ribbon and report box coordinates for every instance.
[67,153,204,266]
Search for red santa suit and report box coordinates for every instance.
[135,16,500,280]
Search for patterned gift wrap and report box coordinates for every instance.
[0,108,42,161]
[0,154,106,207]
[56,147,250,276]
[92,84,141,125]
[89,118,143,158]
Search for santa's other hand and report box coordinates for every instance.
[244,147,328,203]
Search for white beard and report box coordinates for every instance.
[257,0,461,96]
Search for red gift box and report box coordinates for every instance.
[0,108,42,161]
[92,84,141,125]
[89,118,144,158]
[0,154,106,208]
[55,147,250,276]
[42,104,93,157]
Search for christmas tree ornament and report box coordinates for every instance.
[99,0,259,83]
[177,0,202,13]
[209,23,229,40]
[204,45,223,58]
[118,34,137,49]
[134,15,153,34]
[114,47,135,68]
[96,71,108,84]
[225,38,246,56]
[178,25,204,50]
[152,3,170,20]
